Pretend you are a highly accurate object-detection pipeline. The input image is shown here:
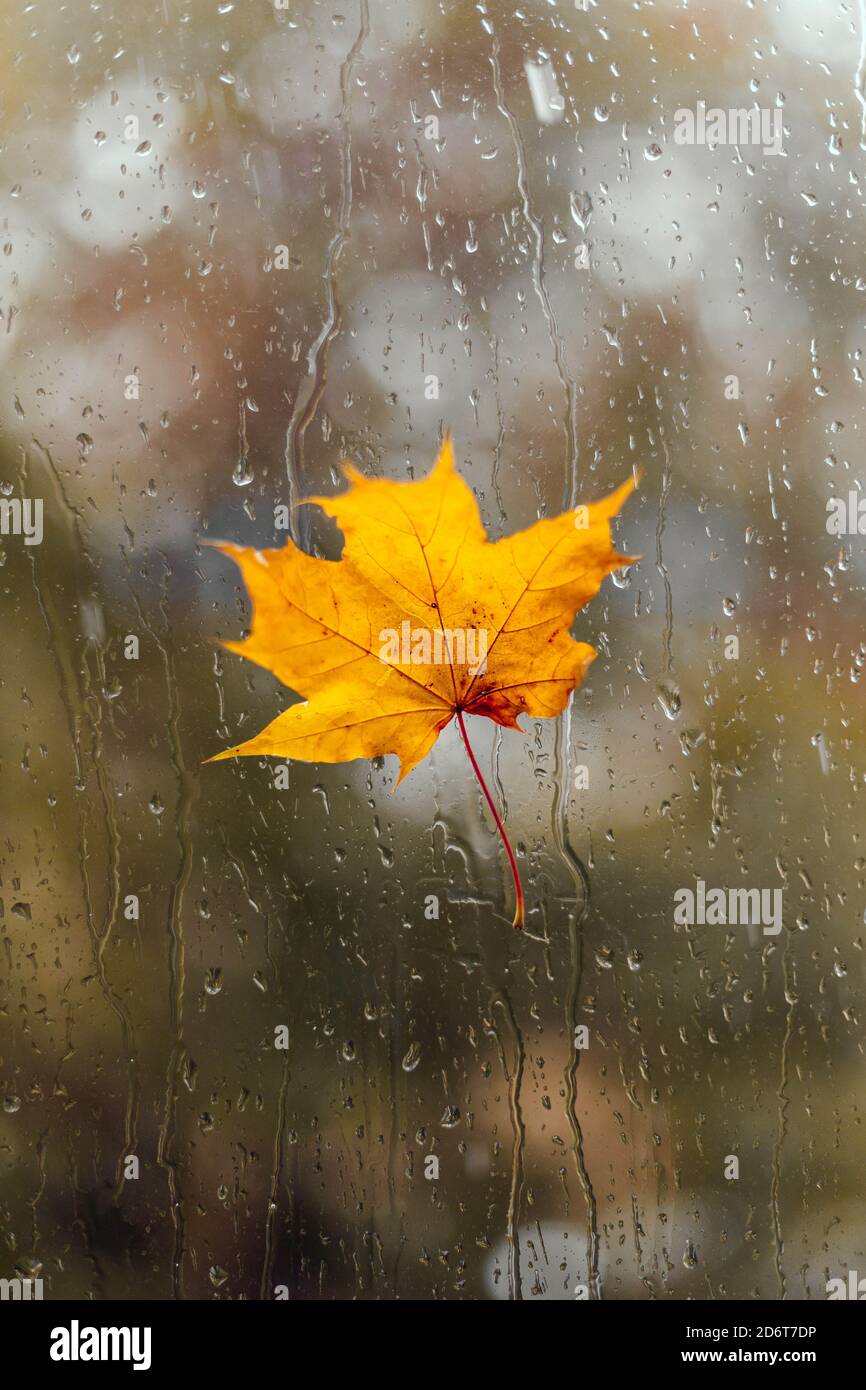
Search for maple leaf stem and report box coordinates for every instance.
[456,710,525,930]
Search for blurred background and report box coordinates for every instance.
[0,0,864,1300]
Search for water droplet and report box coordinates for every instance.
[569,190,593,232]
[679,728,706,755]
[656,683,681,720]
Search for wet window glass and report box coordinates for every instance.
[1,0,863,1308]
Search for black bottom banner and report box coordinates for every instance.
[8,1295,859,1376]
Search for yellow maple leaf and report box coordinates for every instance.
[208,437,637,927]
